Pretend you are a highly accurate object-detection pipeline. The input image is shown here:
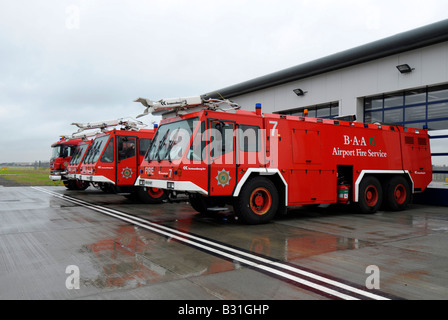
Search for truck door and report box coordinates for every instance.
[236,123,264,169]
[116,136,137,185]
[207,120,236,196]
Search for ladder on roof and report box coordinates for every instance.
[71,118,146,134]
[134,96,240,118]
[60,129,102,141]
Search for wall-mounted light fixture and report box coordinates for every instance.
[396,64,414,74]
[293,88,307,96]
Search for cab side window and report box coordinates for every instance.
[100,139,114,163]
[139,138,152,157]
[238,125,261,152]
[118,137,136,161]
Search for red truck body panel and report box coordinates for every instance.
[49,138,84,182]
[136,109,432,206]
[79,128,155,187]
[132,101,432,224]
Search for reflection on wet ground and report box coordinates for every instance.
[1,186,447,299]
[66,189,372,291]
[65,187,448,263]
[79,220,365,291]
[96,189,448,298]
[80,224,237,290]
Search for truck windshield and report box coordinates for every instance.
[51,144,75,161]
[70,143,90,165]
[51,146,60,160]
[83,135,110,164]
[146,118,198,162]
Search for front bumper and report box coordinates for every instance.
[49,170,68,181]
[135,176,207,195]
[80,175,115,184]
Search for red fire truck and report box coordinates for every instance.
[66,139,93,190]
[134,96,432,224]
[75,118,168,203]
[49,136,84,188]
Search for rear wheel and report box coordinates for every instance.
[234,177,278,224]
[357,176,382,214]
[63,180,89,190]
[384,176,411,211]
[137,186,168,204]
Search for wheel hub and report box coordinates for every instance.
[250,187,272,216]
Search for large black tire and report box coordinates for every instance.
[99,183,116,193]
[136,186,168,204]
[233,177,279,224]
[356,176,383,214]
[188,194,208,214]
[74,180,89,190]
[383,176,411,211]
[63,180,73,190]
[64,180,89,190]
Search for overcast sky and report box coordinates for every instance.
[1,0,448,163]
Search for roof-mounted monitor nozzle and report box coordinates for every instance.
[135,96,240,118]
[135,96,202,118]
[60,129,102,141]
[71,118,146,133]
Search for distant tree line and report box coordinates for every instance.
[0,161,50,169]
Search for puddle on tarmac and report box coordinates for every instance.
[79,224,238,289]
[78,217,365,289]
[59,191,376,289]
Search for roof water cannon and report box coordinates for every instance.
[71,118,146,133]
[135,96,203,118]
[135,96,240,118]
[68,130,102,140]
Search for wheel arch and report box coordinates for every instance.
[354,170,413,202]
[233,168,288,206]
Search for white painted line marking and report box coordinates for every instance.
[32,186,392,300]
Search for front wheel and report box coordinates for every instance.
[189,194,208,214]
[234,177,278,224]
[73,180,89,190]
[63,180,89,190]
[137,186,168,204]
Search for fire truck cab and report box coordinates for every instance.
[135,96,432,224]
[49,137,83,188]
[75,118,167,203]
[66,139,93,190]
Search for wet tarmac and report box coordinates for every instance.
[0,185,447,300]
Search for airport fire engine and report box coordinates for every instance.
[49,136,84,188]
[66,138,93,190]
[72,118,168,203]
[134,96,432,224]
